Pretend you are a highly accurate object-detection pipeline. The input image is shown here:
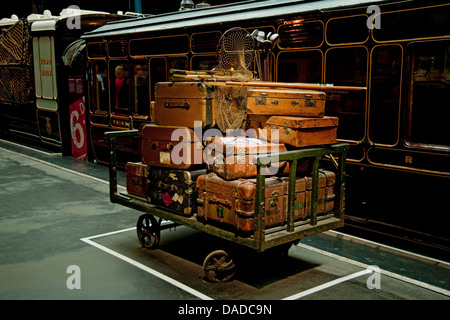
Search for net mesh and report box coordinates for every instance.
[214,28,254,132]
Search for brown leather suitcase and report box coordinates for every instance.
[147,166,207,216]
[242,114,272,140]
[139,124,204,169]
[196,170,336,233]
[153,81,214,129]
[126,162,148,198]
[246,87,326,118]
[305,169,335,216]
[204,136,288,180]
[265,116,339,147]
[196,173,287,233]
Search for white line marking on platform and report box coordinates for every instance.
[0,146,126,190]
[0,138,62,156]
[297,242,450,297]
[282,269,372,300]
[326,230,450,269]
[81,228,213,301]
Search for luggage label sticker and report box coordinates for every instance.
[172,192,184,204]
[162,192,173,206]
[236,148,246,164]
[219,137,263,145]
[160,151,171,165]
[210,206,230,219]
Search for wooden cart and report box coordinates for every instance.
[105,129,349,282]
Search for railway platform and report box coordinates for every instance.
[0,138,449,305]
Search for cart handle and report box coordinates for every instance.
[104,129,139,140]
[252,143,349,250]
[104,130,139,200]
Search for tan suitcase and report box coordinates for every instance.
[242,114,272,140]
[280,169,336,220]
[154,81,214,129]
[265,116,338,147]
[196,170,336,234]
[196,173,287,233]
[205,136,288,180]
[246,87,325,118]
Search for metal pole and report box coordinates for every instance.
[134,0,142,13]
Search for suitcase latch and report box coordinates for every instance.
[305,94,316,107]
[269,191,280,208]
[164,100,190,110]
[283,122,292,135]
[255,92,267,105]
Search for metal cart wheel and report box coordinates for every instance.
[136,214,160,249]
[203,250,236,283]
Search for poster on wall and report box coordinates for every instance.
[69,97,87,160]
[68,75,87,160]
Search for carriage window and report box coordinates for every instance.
[278,20,323,49]
[87,42,107,58]
[373,5,450,42]
[325,47,368,141]
[326,15,369,45]
[191,32,222,54]
[133,61,150,117]
[191,55,219,71]
[150,57,167,101]
[108,40,128,57]
[110,61,130,115]
[90,60,108,113]
[130,35,189,56]
[405,40,450,150]
[277,50,322,83]
[369,45,402,145]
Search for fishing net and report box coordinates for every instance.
[214,28,254,132]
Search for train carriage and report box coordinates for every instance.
[0,8,129,158]
[81,0,450,260]
[0,0,448,260]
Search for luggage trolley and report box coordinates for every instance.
[105,129,349,283]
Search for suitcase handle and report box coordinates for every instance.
[164,100,190,110]
[157,181,177,192]
[208,197,232,209]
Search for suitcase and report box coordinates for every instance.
[246,87,325,118]
[196,173,287,233]
[303,169,336,217]
[276,169,336,222]
[242,114,272,140]
[204,136,288,180]
[126,162,148,198]
[147,166,207,216]
[196,171,336,233]
[139,124,204,169]
[265,116,339,147]
[153,81,214,129]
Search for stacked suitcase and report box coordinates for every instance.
[125,76,339,234]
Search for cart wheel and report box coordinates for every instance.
[136,214,160,249]
[203,250,236,283]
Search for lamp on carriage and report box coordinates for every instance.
[180,0,195,10]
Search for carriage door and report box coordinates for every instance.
[32,32,61,147]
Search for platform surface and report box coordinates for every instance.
[0,139,449,309]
